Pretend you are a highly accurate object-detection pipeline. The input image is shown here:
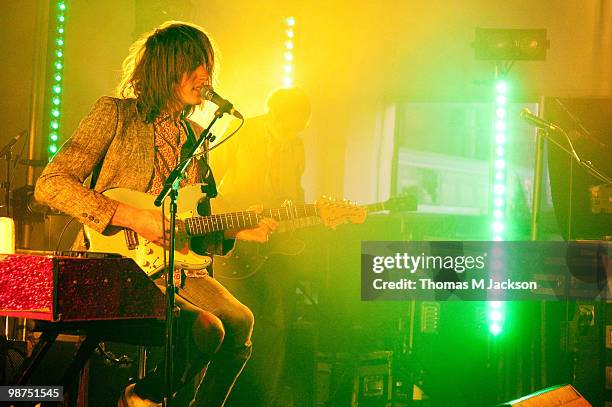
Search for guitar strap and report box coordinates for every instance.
[89,160,102,190]
[80,99,119,250]
[89,99,120,190]
[180,120,218,200]
[181,120,225,269]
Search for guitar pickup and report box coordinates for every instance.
[124,229,139,250]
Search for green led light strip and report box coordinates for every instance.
[491,79,508,241]
[282,16,295,88]
[487,79,509,337]
[48,0,67,156]
[487,300,505,336]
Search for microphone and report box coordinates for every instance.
[201,87,243,119]
[519,108,559,131]
[0,130,26,157]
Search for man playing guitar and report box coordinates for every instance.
[35,21,276,407]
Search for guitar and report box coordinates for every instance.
[84,184,367,277]
[214,195,417,279]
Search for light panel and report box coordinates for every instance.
[488,79,510,335]
[47,1,67,157]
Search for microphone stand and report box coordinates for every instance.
[537,126,611,184]
[0,145,15,218]
[529,123,611,241]
[153,107,227,406]
[0,131,26,217]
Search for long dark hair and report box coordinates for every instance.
[118,21,215,123]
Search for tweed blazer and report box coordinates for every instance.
[35,96,204,234]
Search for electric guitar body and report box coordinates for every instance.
[85,184,212,277]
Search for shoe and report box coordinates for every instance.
[118,383,162,407]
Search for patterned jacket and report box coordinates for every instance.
[35,96,205,234]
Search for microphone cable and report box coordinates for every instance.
[174,117,245,169]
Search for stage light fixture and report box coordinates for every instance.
[473,28,549,61]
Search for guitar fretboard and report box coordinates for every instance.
[185,204,319,236]
[364,202,387,213]
[279,202,385,233]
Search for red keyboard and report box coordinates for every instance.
[0,253,164,322]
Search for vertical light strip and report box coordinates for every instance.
[48,0,67,156]
[487,300,505,336]
[282,16,295,88]
[488,79,509,336]
[491,79,508,241]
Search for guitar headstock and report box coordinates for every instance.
[316,196,367,229]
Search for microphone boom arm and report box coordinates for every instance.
[520,109,611,184]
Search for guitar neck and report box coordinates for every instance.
[263,200,390,234]
[365,202,387,213]
[185,204,318,236]
[278,215,322,233]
